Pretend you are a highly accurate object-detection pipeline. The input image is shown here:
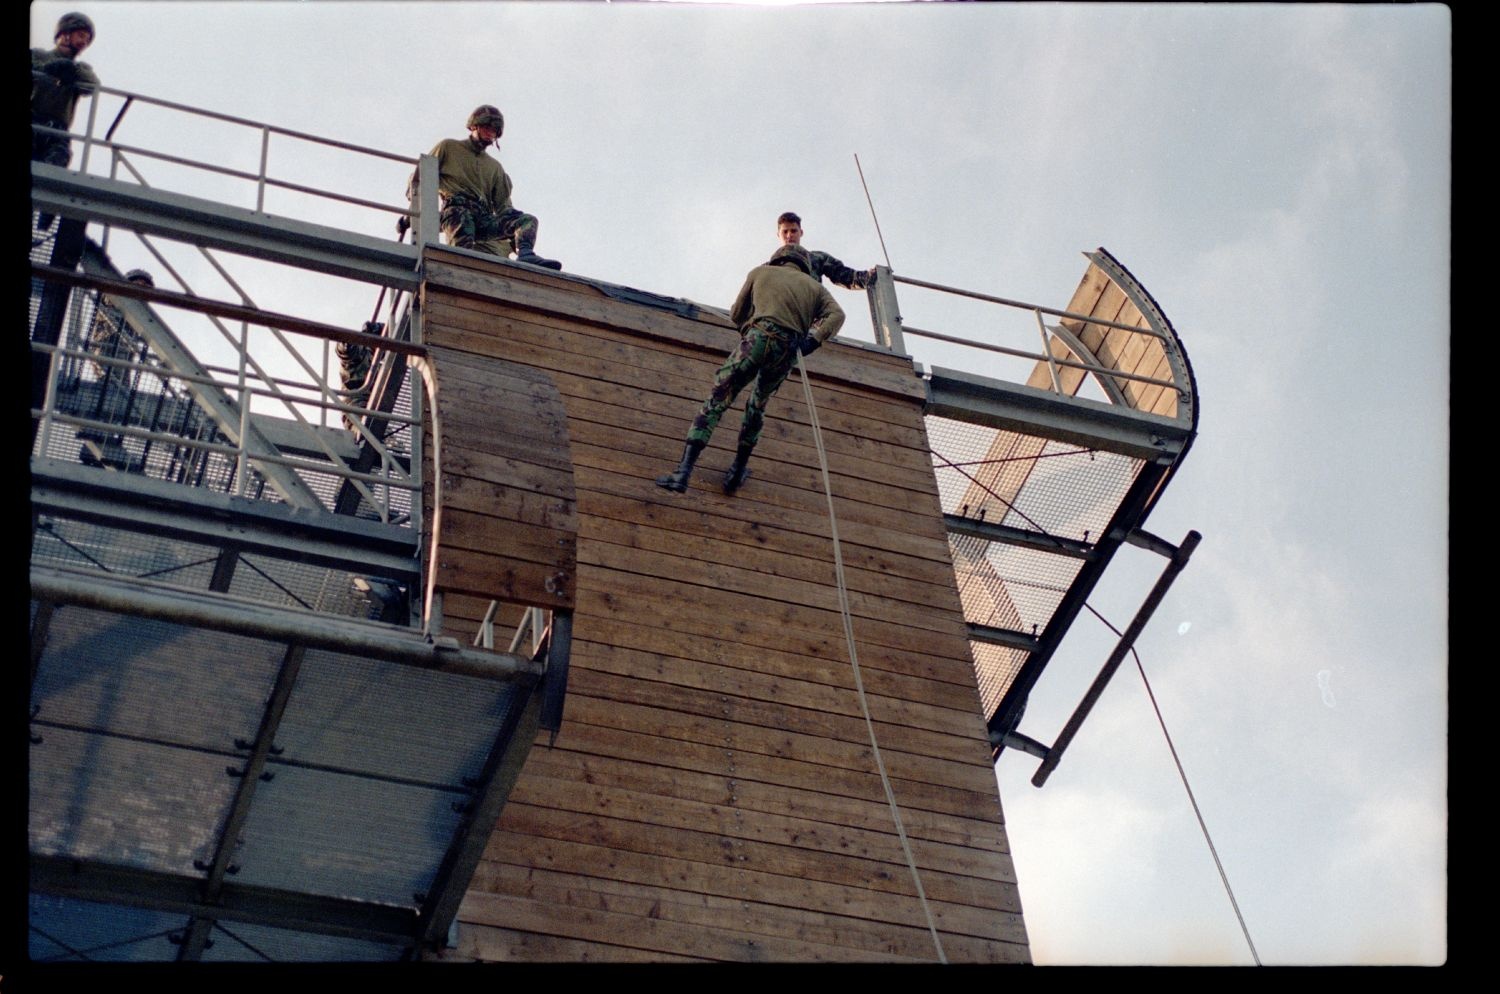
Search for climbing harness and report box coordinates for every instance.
[795,353,948,964]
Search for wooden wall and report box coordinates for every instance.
[418,248,1029,963]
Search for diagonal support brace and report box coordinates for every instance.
[1031,529,1201,787]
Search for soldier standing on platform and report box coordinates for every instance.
[32,11,99,231]
[413,105,561,270]
[31,11,98,168]
[655,244,844,496]
[776,211,876,291]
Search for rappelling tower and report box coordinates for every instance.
[28,85,1197,963]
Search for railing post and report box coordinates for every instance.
[235,321,250,496]
[78,91,99,173]
[257,126,271,213]
[415,154,440,250]
[1033,309,1063,394]
[866,265,906,355]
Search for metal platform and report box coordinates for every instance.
[28,104,571,957]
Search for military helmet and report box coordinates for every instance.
[467,105,505,136]
[55,12,95,40]
[124,269,154,286]
[769,244,813,277]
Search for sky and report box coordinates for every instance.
[30,0,1451,967]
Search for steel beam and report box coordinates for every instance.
[968,623,1042,654]
[31,854,419,948]
[30,163,420,290]
[31,458,419,581]
[1044,322,1130,407]
[177,642,307,960]
[944,513,1096,560]
[30,565,543,683]
[1031,530,1202,787]
[925,365,1190,462]
[416,685,541,950]
[987,460,1173,749]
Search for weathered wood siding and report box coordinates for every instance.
[419,349,578,619]
[419,247,1029,963]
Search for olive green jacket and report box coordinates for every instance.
[31,46,99,125]
[429,137,513,213]
[730,262,846,345]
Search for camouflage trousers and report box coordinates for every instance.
[440,195,538,257]
[686,318,800,449]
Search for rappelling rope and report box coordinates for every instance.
[794,352,949,964]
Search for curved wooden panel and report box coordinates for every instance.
[1027,246,1196,427]
[418,349,578,628]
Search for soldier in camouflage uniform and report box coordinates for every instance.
[655,244,844,495]
[776,211,876,290]
[86,268,151,376]
[415,105,561,270]
[337,327,377,432]
[31,12,99,169]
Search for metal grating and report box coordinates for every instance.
[29,894,184,963]
[928,417,1145,541]
[29,597,531,960]
[926,415,1147,719]
[969,642,1030,722]
[31,516,400,622]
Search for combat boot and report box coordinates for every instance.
[513,234,562,270]
[722,442,756,495]
[655,440,705,493]
[514,249,562,270]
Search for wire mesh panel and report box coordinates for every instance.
[197,921,406,963]
[926,415,1147,720]
[28,894,184,963]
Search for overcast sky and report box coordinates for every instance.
[31,1,1451,966]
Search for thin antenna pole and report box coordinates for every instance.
[854,153,893,270]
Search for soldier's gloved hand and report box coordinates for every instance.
[864,267,878,286]
[44,59,79,84]
[799,333,822,357]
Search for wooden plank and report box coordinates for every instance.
[508,768,1012,884]
[579,486,963,587]
[575,538,967,640]
[569,579,977,690]
[571,639,986,741]
[465,860,1022,962]
[572,571,973,668]
[426,305,936,452]
[565,666,989,768]
[425,262,927,403]
[555,692,1002,798]
[437,473,575,529]
[439,507,575,571]
[572,619,988,713]
[424,280,924,408]
[423,299,930,440]
[542,709,1007,823]
[485,808,1024,932]
[432,545,572,607]
[516,745,1009,852]
[460,887,924,963]
[446,919,706,963]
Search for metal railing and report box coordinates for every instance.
[865,266,1185,412]
[31,338,421,519]
[30,77,443,523]
[63,85,419,225]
